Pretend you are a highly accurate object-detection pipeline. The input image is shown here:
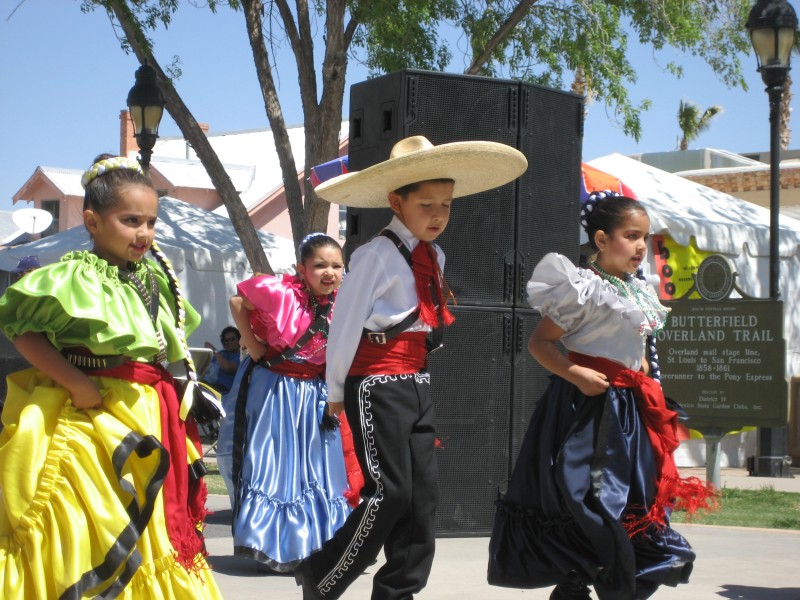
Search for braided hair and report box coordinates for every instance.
[148,242,199,388]
[82,154,152,212]
[581,190,647,252]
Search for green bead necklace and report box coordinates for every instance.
[589,261,670,334]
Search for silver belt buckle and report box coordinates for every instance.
[367,332,387,344]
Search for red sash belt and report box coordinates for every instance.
[265,356,324,380]
[92,361,207,569]
[349,332,428,376]
[568,352,718,534]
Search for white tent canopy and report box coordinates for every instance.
[590,153,800,258]
[0,198,297,345]
[588,154,800,468]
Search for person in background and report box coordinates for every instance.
[203,325,242,394]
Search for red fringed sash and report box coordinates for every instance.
[568,352,718,535]
[338,412,364,508]
[94,362,208,570]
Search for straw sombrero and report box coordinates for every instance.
[314,136,528,208]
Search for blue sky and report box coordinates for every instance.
[1,1,798,214]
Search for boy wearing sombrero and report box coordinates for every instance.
[295,135,527,599]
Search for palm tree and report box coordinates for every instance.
[780,74,793,151]
[571,66,592,120]
[677,100,723,151]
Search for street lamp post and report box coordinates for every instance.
[126,64,165,170]
[746,0,798,477]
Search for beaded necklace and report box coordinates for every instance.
[589,261,670,335]
[119,262,169,366]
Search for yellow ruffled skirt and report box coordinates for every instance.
[0,369,222,599]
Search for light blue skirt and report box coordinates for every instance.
[216,357,351,571]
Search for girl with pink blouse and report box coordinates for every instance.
[216,233,357,573]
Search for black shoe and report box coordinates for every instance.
[294,560,321,600]
[550,581,592,600]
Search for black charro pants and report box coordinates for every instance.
[304,372,438,600]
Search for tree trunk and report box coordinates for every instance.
[571,66,590,122]
[269,0,355,240]
[242,0,305,247]
[302,0,353,235]
[110,1,273,275]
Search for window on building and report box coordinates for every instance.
[41,200,60,238]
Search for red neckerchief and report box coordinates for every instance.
[94,361,207,570]
[568,352,718,535]
[411,241,455,328]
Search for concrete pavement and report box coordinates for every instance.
[201,467,800,599]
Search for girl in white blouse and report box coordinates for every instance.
[489,191,716,600]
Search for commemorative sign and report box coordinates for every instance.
[657,299,787,430]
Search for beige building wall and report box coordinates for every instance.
[683,164,800,209]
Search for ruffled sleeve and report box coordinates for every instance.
[527,253,654,370]
[0,251,199,363]
[1,252,138,351]
[237,273,329,363]
[527,253,643,334]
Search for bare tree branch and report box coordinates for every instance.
[465,0,538,75]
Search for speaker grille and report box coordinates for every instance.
[516,84,582,303]
[510,310,553,467]
[404,73,518,145]
[429,306,511,535]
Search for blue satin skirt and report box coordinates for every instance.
[488,376,695,599]
[216,358,351,571]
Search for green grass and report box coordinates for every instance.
[203,465,229,496]
[671,487,800,530]
[202,467,800,531]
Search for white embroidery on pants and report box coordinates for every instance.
[316,373,428,595]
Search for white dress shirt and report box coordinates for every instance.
[326,216,445,403]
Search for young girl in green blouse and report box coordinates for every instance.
[0,155,222,599]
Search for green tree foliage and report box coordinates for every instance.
[354,0,752,141]
[677,99,724,151]
[78,0,754,271]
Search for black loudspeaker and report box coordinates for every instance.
[346,69,582,307]
[429,306,552,535]
[344,69,582,534]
